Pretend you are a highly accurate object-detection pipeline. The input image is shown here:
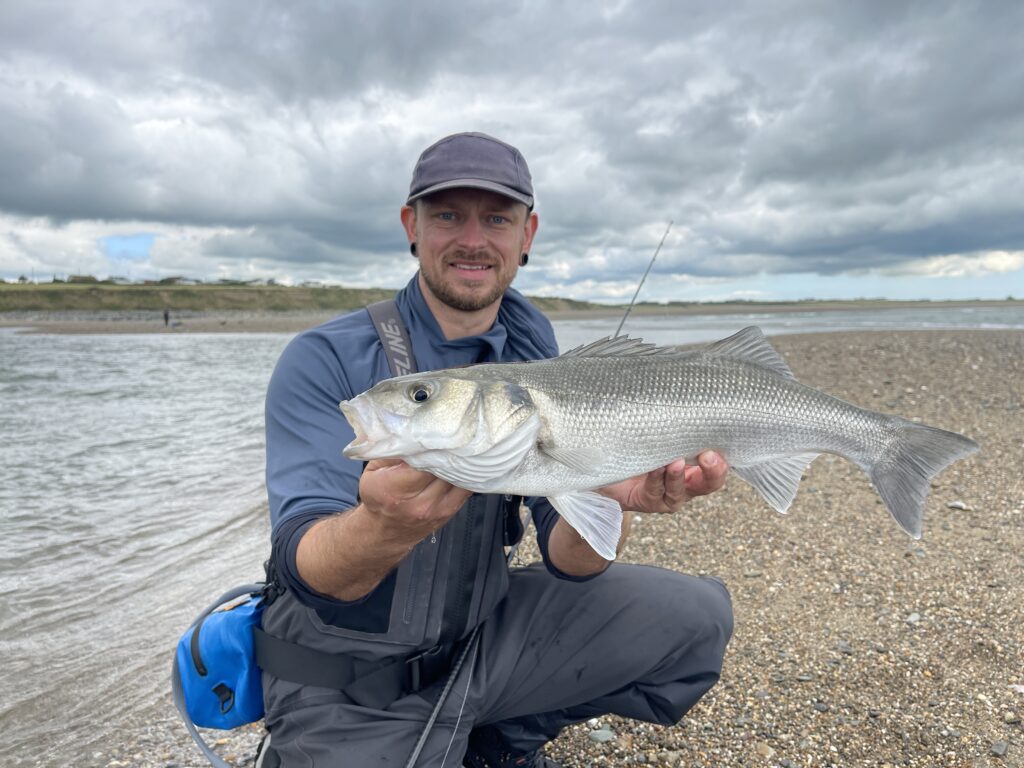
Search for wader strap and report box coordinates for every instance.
[366,299,418,377]
[253,628,453,710]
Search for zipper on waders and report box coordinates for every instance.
[443,496,480,639]
[402,543,425,625]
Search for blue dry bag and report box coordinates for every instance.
[172,583,267,768]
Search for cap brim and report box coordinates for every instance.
[406,178,533,208]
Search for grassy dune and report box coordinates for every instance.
[0,282,607,314]
[2,282,1019,316]
[0,283,398,313]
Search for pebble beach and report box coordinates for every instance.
[75,330,1024,767]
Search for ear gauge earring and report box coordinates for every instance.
[410,242,418,256]
[519,253,529,266]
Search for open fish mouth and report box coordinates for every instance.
[339,400,371,454]
[339,398,385,458]
[339,398,409,459]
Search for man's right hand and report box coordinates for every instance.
[295,460,470,602]
[358,458,472,543]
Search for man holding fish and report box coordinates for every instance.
[259,132,734,767]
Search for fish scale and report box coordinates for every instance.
[510,355,859,482]
[341,327,978,560]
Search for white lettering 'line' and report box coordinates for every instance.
[380,320,413,376]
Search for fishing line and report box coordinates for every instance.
[438,632,482,767]
[402,517,528,768]
[614,220,673,338]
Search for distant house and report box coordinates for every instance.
[68,274,99,284]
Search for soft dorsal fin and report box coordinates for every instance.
[702,326,794,379]
[560,335,683,359]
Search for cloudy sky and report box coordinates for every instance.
[2,0,1023,303]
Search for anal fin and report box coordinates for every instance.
[733,452,820,514]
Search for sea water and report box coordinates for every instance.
[1,305,1023,765]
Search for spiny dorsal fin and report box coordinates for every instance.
[702,326,794,379]
[559,335,683,359]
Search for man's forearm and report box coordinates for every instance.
[547,511,634,577]
[295,504,421,601]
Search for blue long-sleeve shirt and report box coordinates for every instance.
[265,275,581,621]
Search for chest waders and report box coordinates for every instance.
[256,300,527,768]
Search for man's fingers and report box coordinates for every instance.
[364,459,450,499]
[441,483,474,511]
[642,465,667,497]
[364,457,406,470]
[661,460,690,507]
[683,451,729,497]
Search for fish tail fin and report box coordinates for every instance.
[869,420,979,538]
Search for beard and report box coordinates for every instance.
[420,253,516,312]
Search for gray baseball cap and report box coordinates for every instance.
[406,132,534,208]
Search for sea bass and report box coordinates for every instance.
[340,327,978,559]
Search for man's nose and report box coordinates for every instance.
[456,216,487,250]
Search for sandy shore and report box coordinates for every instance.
[0,310,340,334]
[97,330,1021,768]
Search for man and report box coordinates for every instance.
[261,132,733,767]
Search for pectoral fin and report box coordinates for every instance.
[548,491,623,561]
[538,443,606,474]
[733,452,820,513]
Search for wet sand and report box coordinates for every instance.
[94,330,1023,767]
[0,310,339,335]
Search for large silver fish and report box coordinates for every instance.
[340,327,978,559]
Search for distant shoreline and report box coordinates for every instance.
[2,298,1021,335]
[542,298,1021,320]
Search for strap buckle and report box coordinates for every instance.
[405,644,446,693]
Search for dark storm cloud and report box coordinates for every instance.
[1,0,1023,293]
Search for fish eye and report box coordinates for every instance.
[408,384,431,403]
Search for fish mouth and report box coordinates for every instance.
[339,400,371,456]
[339,398,408,460]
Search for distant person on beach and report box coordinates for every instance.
[259,132,733,767]
[163,309,169,326]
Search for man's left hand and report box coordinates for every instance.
[599,451,728,514]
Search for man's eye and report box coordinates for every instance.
[489,215,508,225]
[438,212,456,221]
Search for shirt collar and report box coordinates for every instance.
[398,275,508,364]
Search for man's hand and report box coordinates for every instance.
[358,458,471,542]
[296,459,470,601]
[599,450,728,514]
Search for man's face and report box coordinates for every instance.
[401,188,538,313]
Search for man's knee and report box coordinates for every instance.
[686,574,734,655]
[635,568,731,637]
[644,571,733,672]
